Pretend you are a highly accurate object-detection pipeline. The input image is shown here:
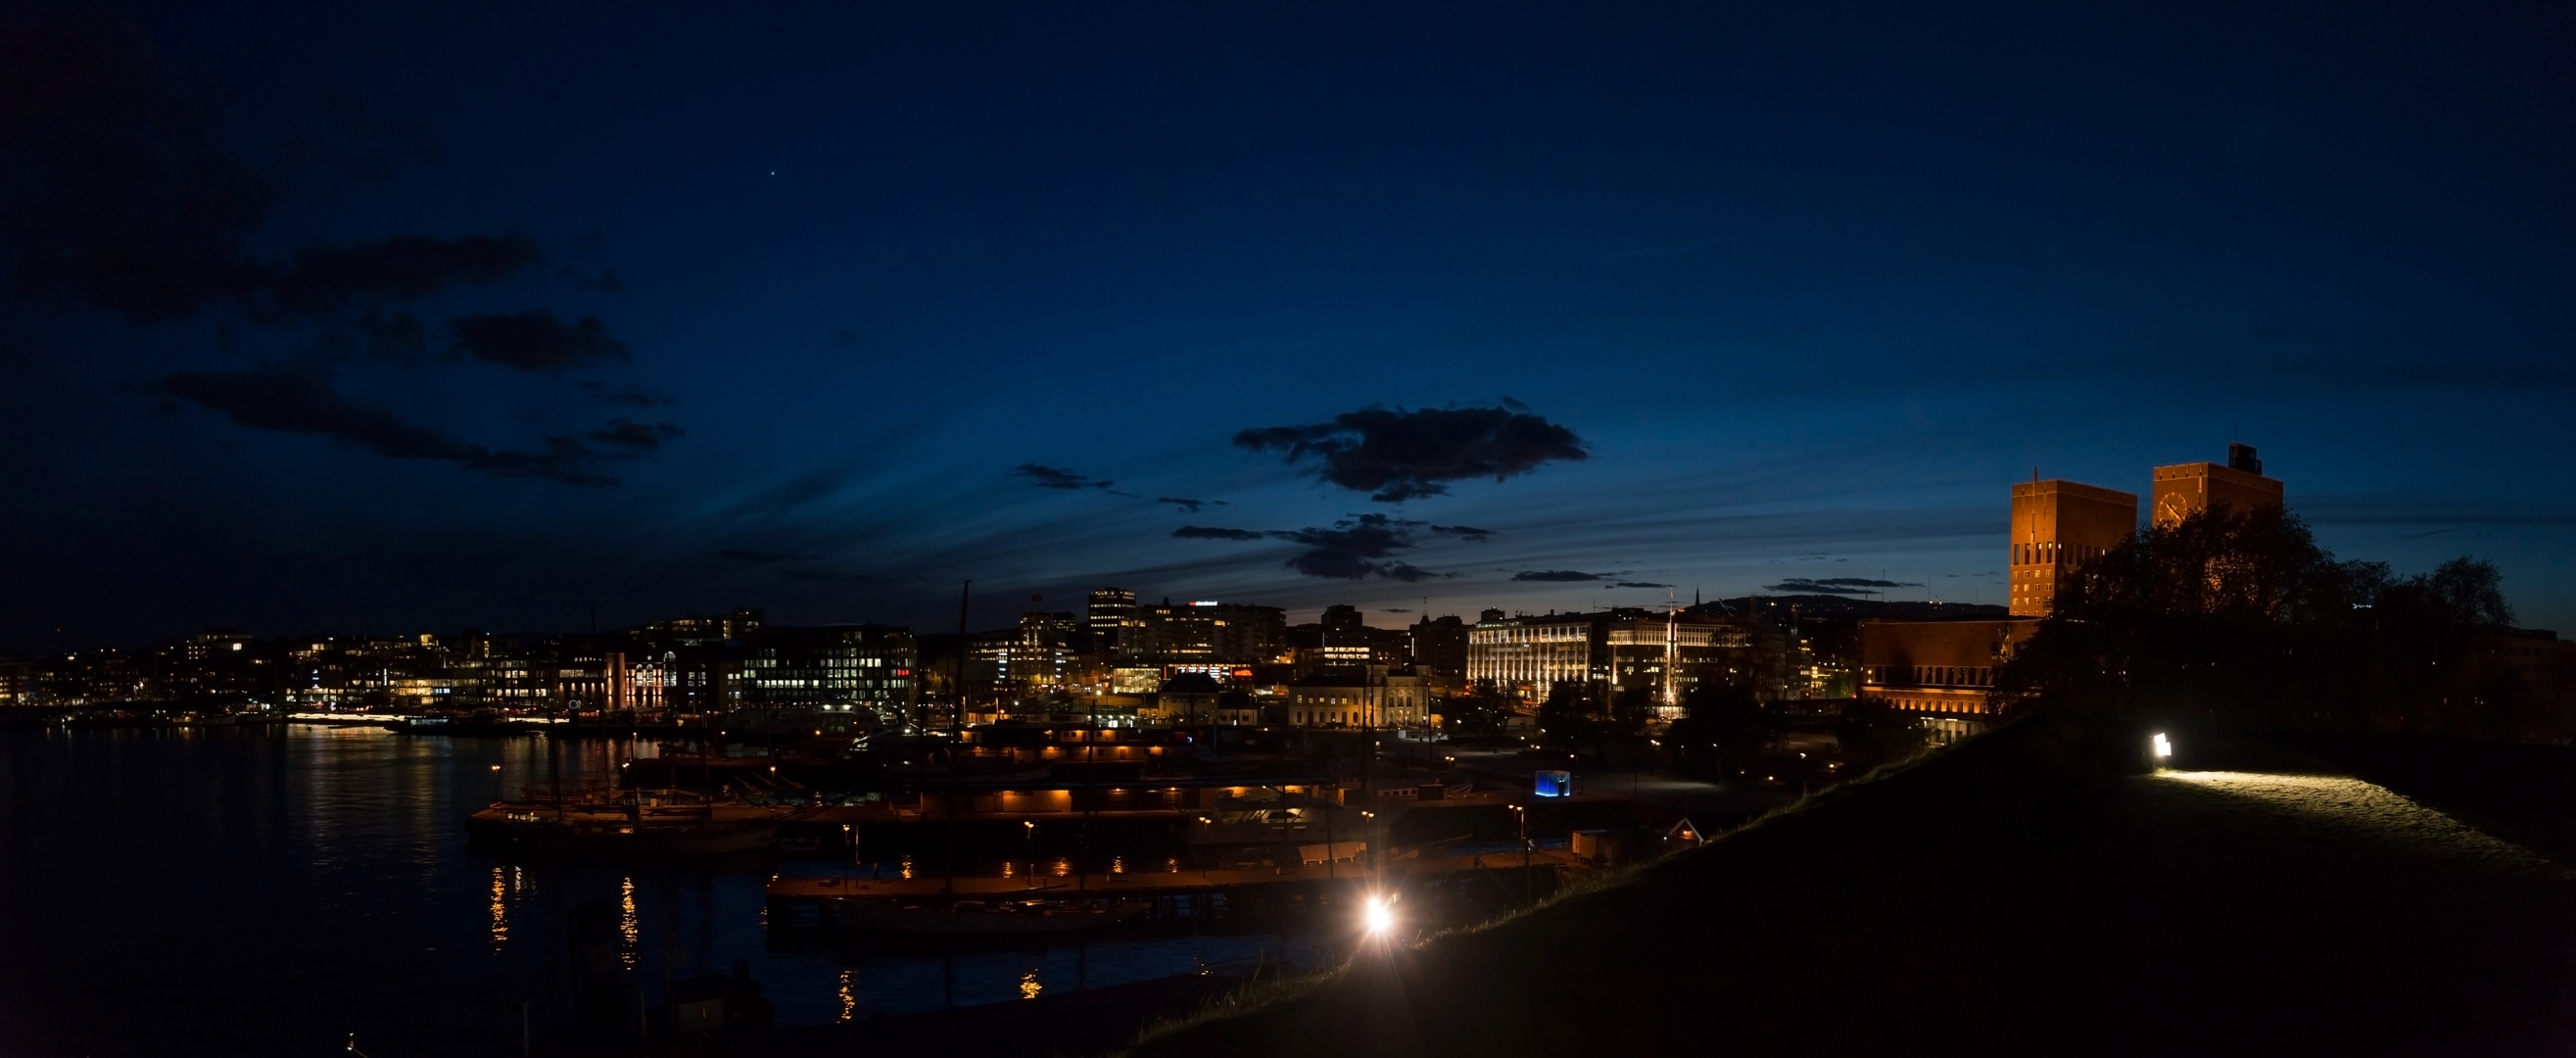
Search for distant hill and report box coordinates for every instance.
[1689,595,2011,621]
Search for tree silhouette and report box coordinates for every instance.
[1997,503,2525,738]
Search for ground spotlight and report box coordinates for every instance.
[1363,894,1395,938]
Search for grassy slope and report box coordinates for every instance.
[1130,715,2576,1058]
[1126,713,2136,1057]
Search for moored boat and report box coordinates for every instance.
[468,793,802,855]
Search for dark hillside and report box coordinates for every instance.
[1127,716,2576,1057]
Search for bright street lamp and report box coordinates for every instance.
[1362,894,1394,938]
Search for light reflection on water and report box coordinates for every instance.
[490,866,509,950]
[0,726,1318,1058]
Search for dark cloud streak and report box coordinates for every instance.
[1173,525,1265,541]
[1014,463,1116,491]
[151,365,622,486]
[1234,403,1587,503]
[448,310,630,372]
[1763,576,1923,595]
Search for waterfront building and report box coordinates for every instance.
[2010,478,2138,616]
[0,657,33,706]
[647,608,765,643]
[739,625,917,711]
[2151,443,2283,527]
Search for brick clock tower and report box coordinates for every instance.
[2151,443,2284,527]
[2008,478,2137,617]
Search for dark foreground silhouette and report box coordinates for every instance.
[1123,716,2576,1058]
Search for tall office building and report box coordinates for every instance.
[1127,601,1288,664]
[2151,443,2283,527]
[2009,478,2138,616]
[1085,588,1137,656]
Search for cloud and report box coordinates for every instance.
[0,19,671,482]
[587,417,682,452]
[1170,513,1491,581]
[151,365,619,486]
[1763,577,1923,596]
[1513,570,1607,582]
[1014,463,1116,491]
[1430,524,1495,542]
[1611,581,1674,589]
[1382,607,1413,613]
[270,232,540,317]
[581,381,673,408]
[1159,497,1224,513]
[350,306,428,362]
[1268,513,1446,581]
[557,265,623,292]
[718,549,803,563]
[1233,403,1587,502]
[1173,525,1266,541]
[448,310,630,372]
[0,20,541,325]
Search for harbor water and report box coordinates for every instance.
[0,725,1320,1056]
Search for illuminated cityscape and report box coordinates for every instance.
[6,3,2576,1056]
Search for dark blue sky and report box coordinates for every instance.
[4,0,2572,649]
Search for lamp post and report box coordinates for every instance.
[1359,809,1378,890]
[1024,820,1036,892]
[1508,804,1531,907]
[490,762,504,803]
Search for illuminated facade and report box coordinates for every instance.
[2009,478,2138,616]
[1127,601,1288,664]
[1468,608,1755,704]
[739,625,916,711]
[1467,611,1595,701]
[2151,443,2282,527]
[1085,588,1137,656]
[0,657,32,706]
[1602,614,1751,715]
[1858,618,2039,740]
[1287,665,1428,729]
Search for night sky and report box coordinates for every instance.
[4,0,2572,649]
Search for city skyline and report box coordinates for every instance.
[6,2,2572,648]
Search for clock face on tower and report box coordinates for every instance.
[2155,491,2192,524]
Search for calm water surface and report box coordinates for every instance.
[0,726,1314,1057]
